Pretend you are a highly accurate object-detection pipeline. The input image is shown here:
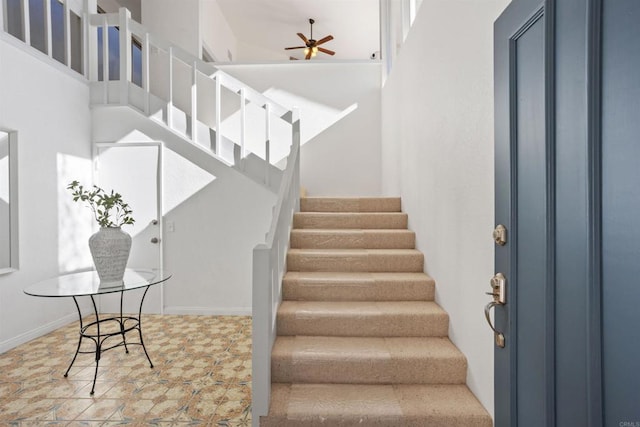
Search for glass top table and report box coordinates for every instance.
[24,268,170,298]
[24,268,171,395]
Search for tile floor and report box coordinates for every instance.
[0,315,252,426]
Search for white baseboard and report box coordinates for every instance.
[163,306,252,316]
[0,313,78,354]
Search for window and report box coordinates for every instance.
[5,0,25,41]
[28,0,46,53]
[50,0,64,63]
[69,11,82,73]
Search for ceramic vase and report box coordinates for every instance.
[88,227,131,286]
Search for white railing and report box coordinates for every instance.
[251,112,300,426]
[87,8,293,182]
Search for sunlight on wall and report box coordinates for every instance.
[163,149,217,214]
[100,129,217,228]
[96,128,216,224]
[219,87,358,164]
[263,88,358,146]
[57,153,93,272]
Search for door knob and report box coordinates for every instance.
[484,273,506,348]
[150,237,160,244]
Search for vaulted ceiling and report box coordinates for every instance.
[216,0,381,61]
[98,0,381,62]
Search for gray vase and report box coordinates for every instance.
[89,227,132,286]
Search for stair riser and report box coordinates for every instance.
[283,280,435,301]
[300,198,401,213]
[272,357,466,385]
[262,384,493,427]
[290,230,415,249]
[277,314,448,337]
[262,414,492,427]
[293,213,408,230]
[287,253,424,273]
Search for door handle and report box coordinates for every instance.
[150,237,160,244]
[485,273,506,348]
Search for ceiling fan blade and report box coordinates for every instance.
[285,46,306,50]
[305,50,313,60]
[315,35,334,46]
[297,33,309,44]
[318,47,335,56]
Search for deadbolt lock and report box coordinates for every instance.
[493,224,507,246]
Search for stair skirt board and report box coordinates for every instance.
[262,197,492,425]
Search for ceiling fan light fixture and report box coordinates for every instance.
[303,46,318,58]
[286,18,335,60]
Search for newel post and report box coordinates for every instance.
[252,244,273,425]
[118,7,132,105]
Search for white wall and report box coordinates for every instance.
[91,106,277,316]
[220,62,383,197]
[0,37,94,352]
[201,0,237,62]
[141,0,200,57]
[162,161,275,315]
[381,0,510,416]
[235,41,289,62]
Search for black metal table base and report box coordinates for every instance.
[64,285,153,395]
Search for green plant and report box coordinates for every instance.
[67,180,135,228]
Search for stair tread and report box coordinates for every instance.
[295,212,407,218]
[291,229,415,249]
[283,272,435,302]
[278,300,445,314]
[288,248,422,255]
[287,249,424,273]
[273,336,464,360]
[294,212,408,230]
[291,228,415,233]
[277,301,448,337]
[264,383,492,427]
[284,271,434,281]
[272,336,467,385]
[300,197,402,213]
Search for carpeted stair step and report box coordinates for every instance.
[290,229,416,249]
[276,301,448,337]
[300,197,402,213]
[293,212,408,230]
[287,249,424,272]
[282,272,435,301]
[261,383,492,427]
[271,336,467,384]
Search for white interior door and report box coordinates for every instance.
[95,143,163,314]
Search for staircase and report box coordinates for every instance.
[261,197,491,426]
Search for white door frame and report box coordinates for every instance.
[93,141,165,313]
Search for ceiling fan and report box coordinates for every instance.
[285,18,335,60]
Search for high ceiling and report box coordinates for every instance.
[216,0,381,61]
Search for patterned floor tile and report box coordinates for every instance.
[0,315,252,426]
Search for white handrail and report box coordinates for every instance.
[252,109,300,426]
[90,11,291,123]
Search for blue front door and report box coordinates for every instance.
[494,0,640,425]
